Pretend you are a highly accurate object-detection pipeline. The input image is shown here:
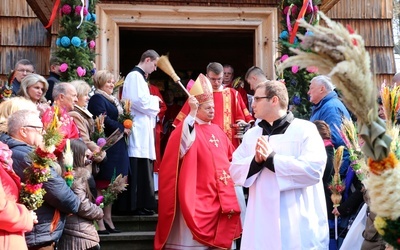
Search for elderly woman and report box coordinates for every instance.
[69,80,105,169]
[88,70,129,234]
[0,97,39,133]
[18,73,48,104]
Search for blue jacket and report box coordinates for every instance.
[310,91,351,175]
[0,133,80,247]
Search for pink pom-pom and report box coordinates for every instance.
[96,196,104,206]
[83,7,88,16]
[306,5,313,14]
[306,66,318,73]
[76,67,86,77]
[75,6,82,15]
[283,6,289,15]
[186,79,195,91]
[280,54,289,62]
[291,65,299,74]
[89,40,96,49]
[97,138,106,147]
[313,5,319,12]
[61,4,72,15]
[60,63,68,72]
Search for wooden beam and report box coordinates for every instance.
[320,0,341,13]
[26,0,53,28]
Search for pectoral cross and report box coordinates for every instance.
[209,134,219,147]
[219,170,231,185]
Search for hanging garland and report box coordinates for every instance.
[276,0,321,119]
[52,0,99,84]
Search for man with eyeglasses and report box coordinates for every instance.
[0,109,80,250]
[230,80,329,250]
[8,59,35,96]
[42,82,79,158]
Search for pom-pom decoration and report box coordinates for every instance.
[76,67,86,77]
[60,36,71,47]
[89,40,96,49]
[71,36,81,47]
[97,138,106,147]
[279,30,289,40]
[60,63,68,72]
[61,4,72,15]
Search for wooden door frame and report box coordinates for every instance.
[96,4,278,79]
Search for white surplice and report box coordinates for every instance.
[230,118,329,250]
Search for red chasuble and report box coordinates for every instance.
[154,121,242,250]
[173,88,254,148]
[148,84,167,172]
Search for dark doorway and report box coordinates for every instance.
[119,28,254,97]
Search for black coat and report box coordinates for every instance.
[87,94,129,181]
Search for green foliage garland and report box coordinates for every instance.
[54,0,99,84]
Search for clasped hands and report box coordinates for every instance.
[255,136,273,163]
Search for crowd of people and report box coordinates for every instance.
[0,50,396,250]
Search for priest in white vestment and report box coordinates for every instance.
[230,80,329,250]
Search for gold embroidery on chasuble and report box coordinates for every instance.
[176,111,186,123]
[209,134,219,147]
[219,169,231,185]
[222,89,233,141]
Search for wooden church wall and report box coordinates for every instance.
[326,0,396,85]
[0,0,396,85]
[0,0,58,82]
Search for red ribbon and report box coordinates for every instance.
[289,0,309,44]
[44,0,61,29]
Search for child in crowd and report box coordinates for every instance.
[58,139,103,250]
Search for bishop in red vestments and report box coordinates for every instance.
[174,63,254,148]
[154,74,242,250]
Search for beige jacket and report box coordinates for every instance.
[58,168,104,250]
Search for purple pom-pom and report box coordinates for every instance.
[97,138,106,147]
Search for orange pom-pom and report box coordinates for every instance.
[123,119,133,129]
